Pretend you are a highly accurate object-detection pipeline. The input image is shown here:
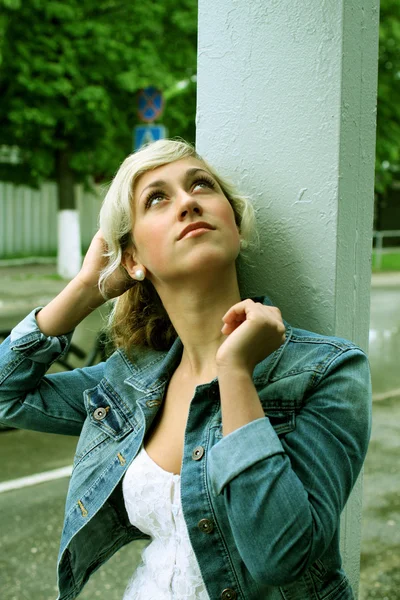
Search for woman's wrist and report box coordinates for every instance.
[217,365,264,436]
[35,276,106,337]
[73,273,107,306]
[216,362,253,379]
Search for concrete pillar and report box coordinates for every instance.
[196,0,379,595]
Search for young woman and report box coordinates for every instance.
[0,139,371,600]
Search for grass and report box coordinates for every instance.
[43,273,64,280]
[372,250,400,272]
[6,272,64,281]
[0,253,57,260]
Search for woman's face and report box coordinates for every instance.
[130,157,241,284]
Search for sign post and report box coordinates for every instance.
[134,86,167,151]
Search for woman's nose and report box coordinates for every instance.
[177,192,203,219]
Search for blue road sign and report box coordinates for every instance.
[134,125,167,151]
[137,87,164,123]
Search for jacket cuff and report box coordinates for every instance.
[208,417,285,496]
[9,308,73,364]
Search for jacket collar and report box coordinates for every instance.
[119,295,292,392]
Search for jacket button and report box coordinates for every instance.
[221,589,237,600]
[198,518,214,534]
[192,446,204,461]
[93,407,108,421]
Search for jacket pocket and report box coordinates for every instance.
[84,379,135,441]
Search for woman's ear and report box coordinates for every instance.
[121,249,146,281]
[121,248,135,276]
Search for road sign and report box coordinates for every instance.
[134,125,167,151]
[137,87,164,123]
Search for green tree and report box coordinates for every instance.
[0,0,197,274]
[163,77,197,146]
[375,0,400,194]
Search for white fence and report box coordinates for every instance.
[0,181,105,258]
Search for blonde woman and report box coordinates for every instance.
[0,139,371,600]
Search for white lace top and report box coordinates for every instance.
[122,444,211,600]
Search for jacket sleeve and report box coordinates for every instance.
[0,308,105,436]
[207,347,372,586]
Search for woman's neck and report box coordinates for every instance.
[155,269,242,380]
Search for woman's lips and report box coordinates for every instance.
[181,227,213,239]
[178,222,214,240]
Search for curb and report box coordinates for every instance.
[370,272,400,288]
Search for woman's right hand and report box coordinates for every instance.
[36,230,136,337]
[77,230,135,300]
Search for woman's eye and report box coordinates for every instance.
[145,178,215,208]
[145,193,164,208]
[193,178,215,191]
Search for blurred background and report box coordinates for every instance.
[0,0,399,598]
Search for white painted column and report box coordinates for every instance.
[196,0,379,595]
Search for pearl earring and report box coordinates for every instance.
[134,268,145,281]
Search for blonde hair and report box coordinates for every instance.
[99,138,258,353]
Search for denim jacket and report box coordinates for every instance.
[0,296,371,600]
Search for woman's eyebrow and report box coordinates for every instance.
[139,168,213,200]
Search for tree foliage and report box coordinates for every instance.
[0,0,197,189]
[375,0,400,194]
[1,0,398,200]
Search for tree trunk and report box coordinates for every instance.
[56,149,75,210]
[55,150,82,279]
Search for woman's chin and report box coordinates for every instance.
[188,249,237,272]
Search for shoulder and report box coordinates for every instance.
[253,295,369,382]
[288,324,364,357]
[270,324,370,398]
[284,325,368,378]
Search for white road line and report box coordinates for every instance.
[372,388,400,402]
[0,465,72,494]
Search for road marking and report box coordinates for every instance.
[372,388,400,402]
[0,465,72,493]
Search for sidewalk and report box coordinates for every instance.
[0,263,65,330]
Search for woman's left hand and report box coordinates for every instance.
[216,299,286,374]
